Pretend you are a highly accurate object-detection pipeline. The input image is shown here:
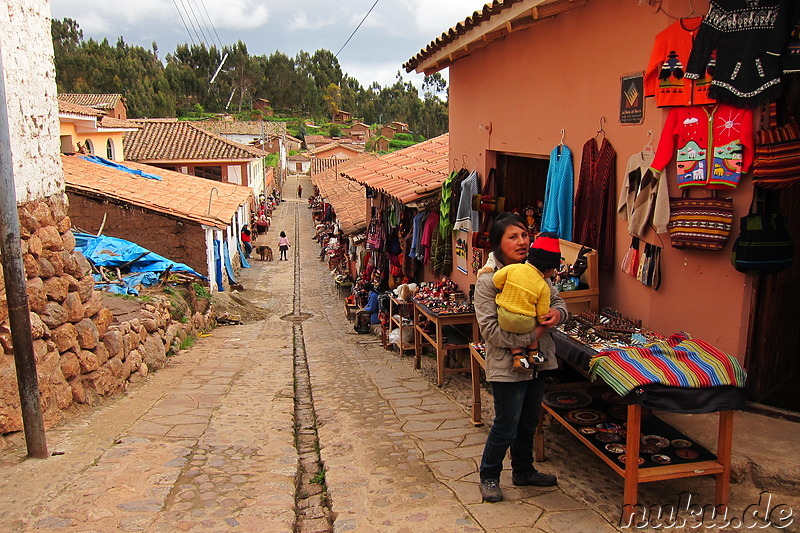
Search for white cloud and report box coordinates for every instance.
[399,0,481,35]
[288,11,338,32]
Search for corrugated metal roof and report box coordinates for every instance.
[341,133,449,204]
[124,120,268,162]
[62,155,252,229]
[311,153,377,235]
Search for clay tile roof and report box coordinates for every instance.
[404,0,584,74]
[304,135,327,146]
[59,93,125,110]
[288,153,310,161]
[341,133,449,204]
[124,120,267,161]
[57,100,103,117]
[195,120,286,137]
[309,142,363,156]
[311,153,377,235]
[98,116,140,130]
[62,155,252,229]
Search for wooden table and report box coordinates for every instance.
[413,302,478,387]
[469,336,741,522]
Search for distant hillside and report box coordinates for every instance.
[52,18,448,139]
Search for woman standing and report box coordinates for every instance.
[474,212,566,503]
[240,225,252,258]
[278,231,290,261]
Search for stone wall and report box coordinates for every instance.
[66,193,209,277]
[0,195,215,436]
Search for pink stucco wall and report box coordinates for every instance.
[446,0,755,360]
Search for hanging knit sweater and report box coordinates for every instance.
[453,170,480,232]
[650,103,754,189]
[573,137,617,271]
[438,170,457,238]
[617,151,670,236]
[644,17,716,107]
[685,0,795,107]
[541,144,574,241]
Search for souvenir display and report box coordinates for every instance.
[609,405,652,421]
[618,454,645,466]
[565,409,608,425]
[579,427,599,435]
[594,422,623,433]
[558,307,662,351]
[641,434,670,449]
[605,443,626,454]
[543,390,593,409]
[675,448,700,460]
[412,277,474,315]
[651,454,672,465]
[639,445,661,455]
[599,390,627,405]
[670,439,692,449]
[595,432,622,443]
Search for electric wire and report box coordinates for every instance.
[186,0,212,49]
[197,0,224,50]
[335,0,381,59]
[176,0,203,47]
[172,0,197,46]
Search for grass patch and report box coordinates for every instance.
[179,335,196,350]
[193,282,212,300]
[310,470,325,484]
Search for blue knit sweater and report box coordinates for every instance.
[541,145,574,241]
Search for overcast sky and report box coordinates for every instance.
[49,0,483,90]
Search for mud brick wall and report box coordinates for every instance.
[66,193,209,277]
[0,196,215,436]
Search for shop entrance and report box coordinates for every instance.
[746,77,800,416]
[495,152,549,217]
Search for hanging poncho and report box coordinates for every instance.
[541,145,574,241]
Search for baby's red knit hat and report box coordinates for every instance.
[528,232,561,270]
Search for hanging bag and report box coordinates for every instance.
[667,190,734,251]
[472,212,493,249]
[731,189,794,274]
[752,102,800,189]
[476,168,506,212]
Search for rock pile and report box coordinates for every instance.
[0,196,214,436]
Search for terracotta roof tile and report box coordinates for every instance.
[59,93,124,110]
[309,142,364,156]
[58,100,103,117]
[124,120,267,161]
[311,153,377,235]
[403,0,580,74]
[341,133,449,204]
[62,155,252,229]
[195,120,286,137]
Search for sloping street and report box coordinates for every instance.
[0,184,796,532]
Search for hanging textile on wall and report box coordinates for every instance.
[574,134,617,271]
[685,0,796,108]
[455,229,469,275]
[453,170,480,232]
[431,225,453,278]
[617,150,669,236]
[651,103,754,189]
[541,144,574,241]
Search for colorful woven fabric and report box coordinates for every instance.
[589,332,747,397]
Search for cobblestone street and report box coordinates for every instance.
[0,181,797,532]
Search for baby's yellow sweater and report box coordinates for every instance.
[493,262,551,318]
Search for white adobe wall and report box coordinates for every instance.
[0,0,63,202]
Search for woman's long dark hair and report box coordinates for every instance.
[489,212,528,264]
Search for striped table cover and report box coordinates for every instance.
[588,332,747,397]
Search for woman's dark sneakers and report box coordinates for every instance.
[479,479,503,502]
[511,470,557,486]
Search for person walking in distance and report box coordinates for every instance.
[278,231,290,261]
[297,184,303,198]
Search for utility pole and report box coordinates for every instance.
[0,50,48,459]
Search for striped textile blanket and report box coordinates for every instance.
[588,332,747,397]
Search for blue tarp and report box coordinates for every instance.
[74,233,206,295]
[78,155,162,180]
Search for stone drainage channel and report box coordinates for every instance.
[282,204,334,533]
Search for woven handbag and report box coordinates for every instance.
[731,189,794,274]
[668,191,734,251]
[752,102,800,189]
